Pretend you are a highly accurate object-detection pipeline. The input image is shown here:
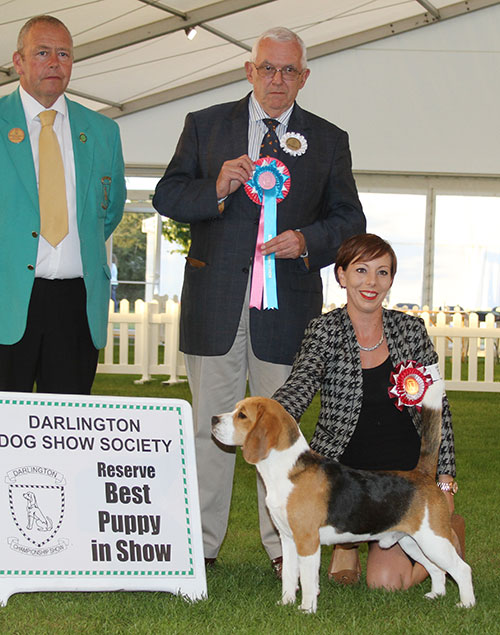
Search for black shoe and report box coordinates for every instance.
[205,557,217,568]
[271,556,283,580]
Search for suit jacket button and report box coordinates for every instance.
[242,267,249,274]
[32,231,38,238]
[27,264,34,270]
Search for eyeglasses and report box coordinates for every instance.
[252,63,303,81]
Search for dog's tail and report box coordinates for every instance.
[415,379,444,477]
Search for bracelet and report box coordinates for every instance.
[437,481,458,495]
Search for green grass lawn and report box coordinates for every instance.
[1,376,499,634]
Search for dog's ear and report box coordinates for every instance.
[242,402,280,464]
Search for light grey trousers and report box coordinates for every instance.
[185,302,291,560]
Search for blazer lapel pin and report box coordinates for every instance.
[8,128,25,143]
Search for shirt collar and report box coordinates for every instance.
[249,92,294,127]
[19,86,68,123]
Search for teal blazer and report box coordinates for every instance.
[0,89,126,349]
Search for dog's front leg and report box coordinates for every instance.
[279,536,298,606]
[298,547,321,613]
[26,513,34,530]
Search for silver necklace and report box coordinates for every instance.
[357,332,384,352]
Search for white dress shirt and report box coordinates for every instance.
[20,86,83,279]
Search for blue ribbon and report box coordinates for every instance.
[263,186,278,309]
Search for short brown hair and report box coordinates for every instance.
[17,15,73,55]
[334,234,397,284]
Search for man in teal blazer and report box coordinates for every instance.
[0,15,125,394]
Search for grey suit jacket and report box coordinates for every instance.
[153,94,365,365]
[272,307,456,477]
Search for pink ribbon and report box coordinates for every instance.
[249,206,266,308]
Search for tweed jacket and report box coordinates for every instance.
[153,94,365,365]
[272,306,456,477]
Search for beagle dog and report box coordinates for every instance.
[211,381,475,613]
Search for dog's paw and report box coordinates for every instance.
[456,599,475,609]
[279,592,296,606]
[299,600,317,614]
[424,591,445,600]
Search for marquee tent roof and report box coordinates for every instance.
[1,0,499,119]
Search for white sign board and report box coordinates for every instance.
[0,391,206,605]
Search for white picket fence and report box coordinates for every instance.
[98,298,186,384]
[417,309,499,391]
[97,299,500,392]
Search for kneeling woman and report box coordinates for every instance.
[272,233,461,590]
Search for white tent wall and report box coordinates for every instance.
[117,5,500,175]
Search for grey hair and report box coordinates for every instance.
[251,27,307,69]
[17,15,73,55]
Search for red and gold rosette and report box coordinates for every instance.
[388,360,432,411]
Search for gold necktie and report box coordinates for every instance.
[38,109,68,246]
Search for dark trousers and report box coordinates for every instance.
[0,278,99,394]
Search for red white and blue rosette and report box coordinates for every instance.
[245,157,291,310]
[388,360,432,411]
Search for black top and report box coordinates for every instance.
[339,357,421,471]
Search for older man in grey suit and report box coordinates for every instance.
[153,26,365,574]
